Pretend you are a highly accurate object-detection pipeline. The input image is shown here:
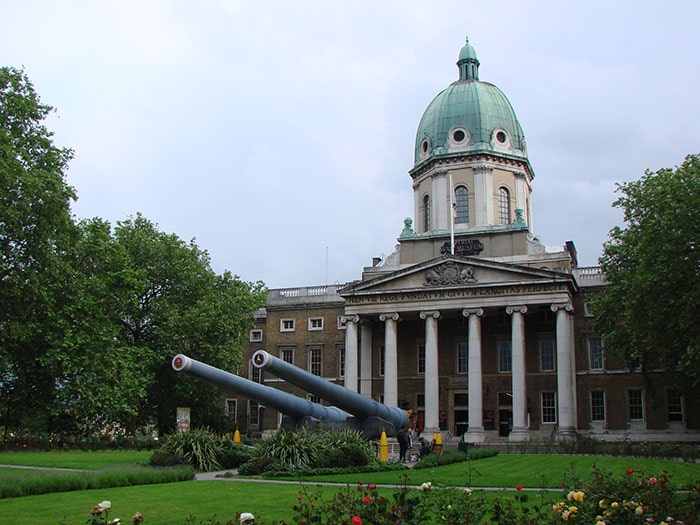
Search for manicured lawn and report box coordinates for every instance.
[0,451,698,523]
[0,479,335,524]
[294,454,700,489]
[0,450,152,469]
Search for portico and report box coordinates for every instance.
[340,256,578,442]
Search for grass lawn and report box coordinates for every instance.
[0,450,152,470]
[301,454,700,489]
[0,452,698,524]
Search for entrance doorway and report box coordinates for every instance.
[498,410,513,437]
[498,392,513,437]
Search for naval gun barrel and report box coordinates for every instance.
[251,350,409,434]
[171,354,351,423]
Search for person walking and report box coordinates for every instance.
[397,425,410,463]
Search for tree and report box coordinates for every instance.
[592,153,700,390]
[0,66,267,436]
[0,67,77,431]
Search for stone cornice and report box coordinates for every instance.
[344,282,569,306]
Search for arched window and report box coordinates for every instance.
[498,187,511,225]
[454,185,469,224]
[423,194,431,232]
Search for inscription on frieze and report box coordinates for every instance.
[424,261,477,286]
[440,240,484,256]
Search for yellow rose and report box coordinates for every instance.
[611,501,619,508]
[599,499,607,509]
[636,506,644,516]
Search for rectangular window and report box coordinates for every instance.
[539,339,556,371]
[281,348,294,364]
[457,342,469,374]
[417,344,426,375]
[541,392,557,424]
[590,391,606,421]
[249,363,261,383]
[249,329,263,342]
[338,346,345,377]
[308,317,323,331]
[588,337,604,370]
[337,316,347,330]
[667,390,684,422]
[379,346,385,377]
[225,398,237,422]
[308,394,321,404]
[628,389,645,421]
[309,347,322,376]
[280,318,295,332]
[248,400,259,426]
[498,341,512,373]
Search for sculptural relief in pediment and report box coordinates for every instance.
[424,261,477,286]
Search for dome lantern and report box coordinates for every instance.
[457,36,480,81]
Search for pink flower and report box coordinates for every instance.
[649,477,658,484]
[368,483,376,490]
[515,484,523,491]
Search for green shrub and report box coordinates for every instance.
[413,450,469,470]
[238,455,281,476]
[148,450,187,467]
[160,427,222,472]
[217,444,254,469]
[252,428,320,470]
[0,466,194,499]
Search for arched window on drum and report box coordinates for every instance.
[454,185,469,224]
[423,194,431,232]
[498,187,511,225]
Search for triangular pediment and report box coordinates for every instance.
[339,256,575,297]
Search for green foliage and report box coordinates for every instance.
[0,465,193,499]
[0,66,77,433]
[160,427,223,472]
[251,428,320,471]
[592,153,700,389]
[217,442,254,469]
[242,428,376,476]
[413,450,476,470]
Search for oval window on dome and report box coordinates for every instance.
[496,131,507,143]
[453,129,466,142]
[421,139,429,153]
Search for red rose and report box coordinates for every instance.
[368,484,376,490]
[364,496,371,504]
[515,484,523,491]
[627,468,634,474]
[352,517,362,525]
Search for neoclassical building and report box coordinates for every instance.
[231,39,698,443]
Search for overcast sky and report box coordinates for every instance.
[4,1,699,288]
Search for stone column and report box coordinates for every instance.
[506,305,529,441]
[552,303,577,438]
[359,321,373,398]
[420,310,441,433]
[343,315,360,392]
[463,308,485,442]
[472,163,494,227]
[432,171,448,231]
[379,312,399,407]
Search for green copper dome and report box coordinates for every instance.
[414,38,528,168]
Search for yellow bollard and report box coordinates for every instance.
[433,432,443,455]
[378,430,389,462]
[233,429,241,444]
